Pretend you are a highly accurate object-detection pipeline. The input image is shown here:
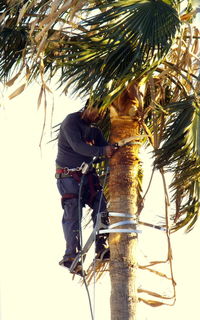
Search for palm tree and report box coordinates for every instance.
[0,1,199,319]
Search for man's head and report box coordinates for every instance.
[81,107,103,124]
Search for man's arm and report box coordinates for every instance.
[62,116,105,157]
[87,127,108,147]
[92,127,116,158]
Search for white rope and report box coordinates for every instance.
[108,220,137,229]
[102,212,141,234]
[92,166,110,320]
[99,229,142,234]
[108,212,166,232]
[109,212,136,218]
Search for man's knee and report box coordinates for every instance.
[62,197,79,221]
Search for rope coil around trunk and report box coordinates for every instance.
[99,212,141,234]
[103,212,166,233]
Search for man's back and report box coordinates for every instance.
[56,111,107,168]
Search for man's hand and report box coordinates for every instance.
[104,145,118,158]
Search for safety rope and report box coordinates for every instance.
[78,163,94,320]
[92,165,110,320]
[77,160,109,320]
[99,211,140,234]
[103,212,166,233]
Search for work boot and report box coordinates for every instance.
[59,257,84,277]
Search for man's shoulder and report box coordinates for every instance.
[62,111,81,125]
[66,111,81,120]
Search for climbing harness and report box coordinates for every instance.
[55,162,90,178]
[56,163,102,207]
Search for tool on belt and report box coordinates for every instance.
[56,161,101,207]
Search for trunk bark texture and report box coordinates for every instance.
[108,86,142,320]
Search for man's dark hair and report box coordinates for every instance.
[81,98,103,111]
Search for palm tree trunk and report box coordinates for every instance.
[108,95,142,320]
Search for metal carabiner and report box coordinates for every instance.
[63,167,70,174]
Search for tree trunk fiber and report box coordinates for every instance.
[109,112,141,320]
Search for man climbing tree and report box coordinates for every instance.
[0,1,199,319]
[55,103,117,275]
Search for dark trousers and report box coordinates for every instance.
[57,175,108,259]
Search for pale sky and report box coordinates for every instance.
[1,84,200,320]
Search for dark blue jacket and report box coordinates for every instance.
[56,111,108,168]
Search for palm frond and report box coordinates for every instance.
[0,0,88,80]
[56,0,180,103]
[154,97,200,231]
[0,27,27,78]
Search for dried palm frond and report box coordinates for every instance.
[82,259,109,285]
[0,0,89,80]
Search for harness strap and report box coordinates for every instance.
[62,193,78,199]
[61,193,78,208]
[56,168,66,174]
[58,168,101,208]
[69,171,82,183]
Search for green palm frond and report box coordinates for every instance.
[154,98,200,165]
[154,97,200,231]
[0,27,27,78]
[57,0,180,103]
[0,0,47,79]
[0,0,88,80]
